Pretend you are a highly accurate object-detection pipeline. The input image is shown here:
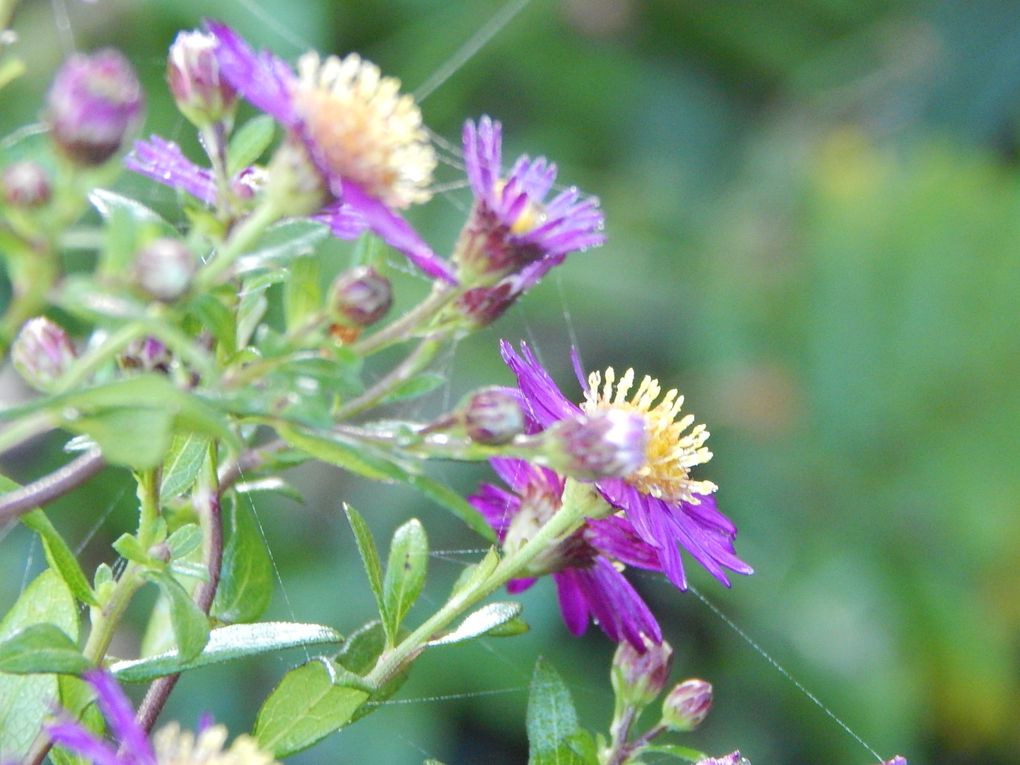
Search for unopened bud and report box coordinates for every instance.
[167,31,237,127]
[464,387,525,445]
[46,48,143,166]
[12,317,77,391]
[662,678,713,732]
[695,754,749,765]
[548,410,646,481]
[3,161,51,207]
[120,336,171,374]
[329,266,393,327]
[456,280,518,327]
[134,238,196,301]
[611,636,673,708]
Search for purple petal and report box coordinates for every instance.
[45,720,122,765]
[585,516,663,571]
[507,577,537,594]
[553,569,590,636]
[124,136,217,204]
[313,200,369,239]
[499,341,581,427]
[84,670,155,765]
[340,180,456,284]
[467,482,519,540]
[581,557,661,648]
[205,20,297,127]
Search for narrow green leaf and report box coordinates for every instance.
[89,189,176,234]
[0,624,90,675]
[212,501,273,624]
[236,286,269,349]
[235,220,330,274]
[284,255,322,334]
[382,519,428,643]
[527,658,587,765]
[404,474,496,541]
[638,744,710,762]
[334,620,408,723]
[111,622,344,683]
[0,570,78,760]
[343,504,385,622]
[19,507,97,606]
[147,572,210,662]
[378,373,447,405]
[278,425,407,482]
[449,547,501,599]
[166,523,203,559]
[227,115,276,175]
[111,533,150,564]
[254,660,369,757]
[160,434,210,501]
[189,294,237,357]
[427,602,523,647]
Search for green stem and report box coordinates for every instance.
[200,122,232,218]
[196,197,283,289]
[136,469,161,549]
[53,322,148,393]
[0,411,56,455]
[0,242,57,354]
[336,336,444,420]
[365,485,589,687]
[352,283,461,356]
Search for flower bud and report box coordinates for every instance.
[167,31,237,127]
[547,410,646,481]
[46,48,143,166]
[695,753,749,765]
[12,317,77,391]
[2,161,51,207]
[456,280,518,327]
[880,758,907,765]
[120,336,171,374]
[662,678,713,732]
[328,266,393,327]
[611,636,673,709]
[464,387,525,445]
[134,238,197,301]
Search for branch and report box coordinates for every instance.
[0,448,106,524]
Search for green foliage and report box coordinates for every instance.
[227,115,276,176]
[382,519,428,645]
[145,571,210,663]
[526,658,596,765]
[344,504,386,624]
[212,500,274,624]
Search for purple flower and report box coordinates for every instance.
[500,340,753,590]
[124,135,367,239]
[454,117,605,323]
[696,753,750,765]
[469,456,663,650]
[46,669,277,764]
[203,21,453,284]
[46,48,143,166]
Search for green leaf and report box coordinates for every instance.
[254,660,369,757]
[73,407,174,470]
[334,621,408,723]
[344,504,385,623]
[111,622,344,683]
[638,744,710,762]
[160,434,209,501]
[227,115,276,175]
[527,658,587,765]
[284,255,322,334]
[236,284,270,349]
[235,220,331,275]
[147,571,210,662]
[0,624,90,675]
[111,533,150,564]
[378,373,447,405]
[166,523,203,559]
[427,601,523,647]
[189,293,237,357]
[0,570,78,760]
[404,474,497,541]
[382,519,428,644]
[18,506,97,606]
[278,425,407,482]
[212,501,273,624]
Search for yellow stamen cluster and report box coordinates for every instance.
[293,52,435,209]
[581,367,717,504]
[494,179,547,235]
[153,723,278,765]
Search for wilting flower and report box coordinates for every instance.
[46,48,143,166]
[204,21,453,283]
[469,456,663,649]
[47,669,277,765]
[500,341,752,589]
[454,116,605,324]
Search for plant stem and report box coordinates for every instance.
[365,485,589,687]
[196,197,283,289]
[0,411,55,455]
[336,336,444,420]
[0,448,105,523]
[603,704,639,765]
[352,283,461,356]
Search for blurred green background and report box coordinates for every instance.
[2,0,1019,763]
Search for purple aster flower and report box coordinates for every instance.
[695,753,750,765]
[454,116,605,324]
[500,340,753,590]
[124,135,367,240]
[203,21,454,284]
[469,456,663,650]
[46,669,277,764]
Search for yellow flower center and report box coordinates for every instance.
[493,179,547,235]
[581,367,717,503]
[292,52,435,209]
[154,723,278,765]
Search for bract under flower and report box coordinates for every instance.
[204,20,454,283]
[500,340,752,590]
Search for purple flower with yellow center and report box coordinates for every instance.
[454,116,605,324]
[46,669,277,765]
[203,21,453,283]
[469,456,663,650]
[500,340,753,590]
